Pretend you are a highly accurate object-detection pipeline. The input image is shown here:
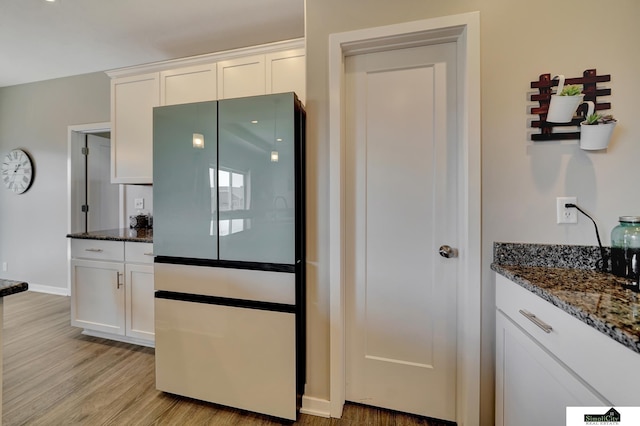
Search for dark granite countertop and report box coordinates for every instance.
[67,228,153,243]
[0,279,28,297]
[493,242,640,354]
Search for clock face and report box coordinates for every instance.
[1,149,33,194]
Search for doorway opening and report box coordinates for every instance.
[68,122,122,235]
[67,122,124,293]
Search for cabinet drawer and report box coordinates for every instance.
[125,242,154,264]
[496,274,640,405]
[71,239,124,262]
[155,263,295,305]
[155,297,296,420]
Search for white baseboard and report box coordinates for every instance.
[27,283,70,296]
[300,395,331,418]
[81,330,155,348]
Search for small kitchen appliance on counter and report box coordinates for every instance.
[129,213,152,229]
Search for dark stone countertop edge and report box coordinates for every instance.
[67,228,153,243]
[0,280,28,297]
[491,262,640,354]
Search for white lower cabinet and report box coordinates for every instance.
[71,259,125,335]
[125,263,154,341]
[495,311,605,426]
[70,239,154,346]
[495,274,640,426]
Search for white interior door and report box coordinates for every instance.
[87,134,119,231]
[345,42,458,421]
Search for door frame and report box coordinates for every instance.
[67,122,125,294]
[328,12,481,424]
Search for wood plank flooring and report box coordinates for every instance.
[2,291,454,426]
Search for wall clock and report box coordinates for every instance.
[1,149,34,194]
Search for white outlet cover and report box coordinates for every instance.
[134,198,144,209]
[556,197,578,224]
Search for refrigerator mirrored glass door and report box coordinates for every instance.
[218,93,296,264]
[153,101,218,260]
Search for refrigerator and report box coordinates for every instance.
[152,93,305,421]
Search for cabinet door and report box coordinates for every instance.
[111,72,159,184]
[71,259,125,335]
[266,49,305,104]
[217,93,296,264]
[160,64,217,106]
[217,55,266,99]
[125,263,154,341]
[496,311,606,426]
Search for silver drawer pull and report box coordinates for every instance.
[85,248,103,253]
[519,309,553,334]
[144,252,154,256]
[117,272,124,289]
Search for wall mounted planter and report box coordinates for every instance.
[579,121,616,150]
[530,69,612,141]
[546,75,584,123]
[547,94,584,123]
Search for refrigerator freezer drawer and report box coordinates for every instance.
[155,297,297,420]
[154,263,295,305]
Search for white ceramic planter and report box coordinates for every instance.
[579,121,616,150]
[547,94,584,123]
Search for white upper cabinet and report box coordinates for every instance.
[217,49,306,102]
[110,72,159,184]
[107,39,304,184]
[160,63,217,106]
[217,54,266,99]
[266,48,306,104]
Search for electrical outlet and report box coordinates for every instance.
[557,197,578,224]
[134,198,144,209]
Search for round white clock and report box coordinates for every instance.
[2,149,34,194]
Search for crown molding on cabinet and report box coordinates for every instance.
[106,38,305,79]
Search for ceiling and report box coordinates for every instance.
[0,0,305,88]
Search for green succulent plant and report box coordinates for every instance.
[584,113,617,125]
[559,84,582,96]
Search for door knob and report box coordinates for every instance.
[439,245,458,258]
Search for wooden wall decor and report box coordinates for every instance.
[530,69,611,141]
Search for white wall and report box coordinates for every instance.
[0,72,110,292]
[305,0,640,424]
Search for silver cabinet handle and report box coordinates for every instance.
[85,248,103,253]
[117,272,124,289]
[143,252,154,256]
[519,309,553,333]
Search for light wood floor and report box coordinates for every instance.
[2,291,454,426]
